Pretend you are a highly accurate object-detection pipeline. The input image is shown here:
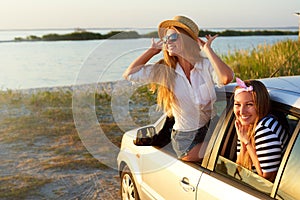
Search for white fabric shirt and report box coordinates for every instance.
[128,58,221,131]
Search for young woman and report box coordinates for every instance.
[123,15,234,161]
[234,78,289,181]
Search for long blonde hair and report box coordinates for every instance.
[149,26,203,116]
[235,80,270,170]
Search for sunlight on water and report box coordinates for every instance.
[0,30,297,90]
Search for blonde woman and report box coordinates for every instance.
[234,78,289,181]
[123,15,233,161]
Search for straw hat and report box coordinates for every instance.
[158,15,199,41]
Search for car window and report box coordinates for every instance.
[276,120,300,200]
[286,114,299,134]
[215,103,299,198]
[215,110,274,196]
[145,89,229,160]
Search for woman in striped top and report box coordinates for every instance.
[233,78,289,182]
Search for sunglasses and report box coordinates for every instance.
[162,33,179,44]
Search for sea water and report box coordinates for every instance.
[0,29,297,90]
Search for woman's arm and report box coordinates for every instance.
[123,38,162,79]
[244,142,277,181]
[237,141,276,181]
[198,35,234,85]
[235,120,263,176]
[244,142,263,176]
[236,143,246,165]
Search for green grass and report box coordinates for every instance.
[222,39,300,80]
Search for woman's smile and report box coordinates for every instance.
[234,92,257,126]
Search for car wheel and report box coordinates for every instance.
[121,165,140,200]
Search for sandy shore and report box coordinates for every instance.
[0,81,146,199]
[17,80,131,95]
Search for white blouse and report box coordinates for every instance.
[127,58,222,131]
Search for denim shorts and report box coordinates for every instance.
[171,126,208,159]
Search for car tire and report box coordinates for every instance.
[121,165,140,200]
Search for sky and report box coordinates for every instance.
[0,0,299,30]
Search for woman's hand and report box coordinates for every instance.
[197,34,234,85]
[235,119,264,177]
[197,34,218,51]
[150,38,163,55]
[235,119,250,145]
[123,38,163,79]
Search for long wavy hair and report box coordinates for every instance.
[149,26,203,116]
[235,80,270,170]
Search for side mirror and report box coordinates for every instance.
[134,126,156,146]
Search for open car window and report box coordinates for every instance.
[215,108,275,196]
[215,99,300,198]
[133,88,229,165]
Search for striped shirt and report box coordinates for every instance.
[237,115,289,173]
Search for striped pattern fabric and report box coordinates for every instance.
[237,115,289,173]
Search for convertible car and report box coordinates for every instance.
[117,75,300,200]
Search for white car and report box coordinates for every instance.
[117,76,300,200]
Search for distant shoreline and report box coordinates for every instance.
[13,29,298,42]
[0,26,298,31]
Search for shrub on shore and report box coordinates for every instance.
[14,29,298,41]
[222,39,299,79]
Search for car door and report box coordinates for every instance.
[138,91,229,200]
[197,99,300,199]
[194,101,264,200]
[139,145,202,200]
[276,120,300,199]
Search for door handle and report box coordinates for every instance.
[180,177,195,192]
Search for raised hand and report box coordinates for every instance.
[150,38,163,55]
[235,119,250,145]
[197,34,218,51]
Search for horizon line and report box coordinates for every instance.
[0,26,298,32]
